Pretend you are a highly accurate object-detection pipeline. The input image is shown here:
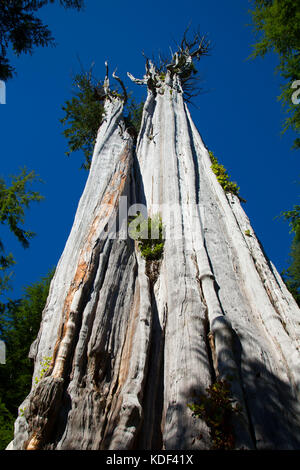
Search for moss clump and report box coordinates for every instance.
[188,378,241,450]
[209,151,246,203]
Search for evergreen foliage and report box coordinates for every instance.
[128,213,165,261]
[209,151,245,202]
[60,70,106,170]
[0,168,43,295]
[0,0,84,80]
[0,398,14,450]
[249,0,300,149]
[280,205,300,306]
[61,69,144,169]
[0,268,54,449]
[249,1,300,305]
[188,379,240,450]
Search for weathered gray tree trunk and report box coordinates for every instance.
[9,53,300,450]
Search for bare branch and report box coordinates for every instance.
[180,22,192,51]
[127,71,146,86]
[112,68,128,104]
[103,60,110,94]
[190,35,210,58]
[104,60,109,80]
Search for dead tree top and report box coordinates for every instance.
[127,28,210,99]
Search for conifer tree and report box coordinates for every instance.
[0,269,54,449]
[0,0,84,80]
[0,168,43,296]
[249,0,300,149]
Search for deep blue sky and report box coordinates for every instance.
[0,0,299,300]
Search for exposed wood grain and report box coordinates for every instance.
[9,65,300,451]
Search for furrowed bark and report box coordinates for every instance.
[9,58,300,451]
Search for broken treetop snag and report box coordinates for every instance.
[127,28,210,100]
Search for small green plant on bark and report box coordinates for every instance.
[0,399,14,449]
[128,213,165,261]
[209,151,246,203]
[188,378,240,450]
[34,356,52,385]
